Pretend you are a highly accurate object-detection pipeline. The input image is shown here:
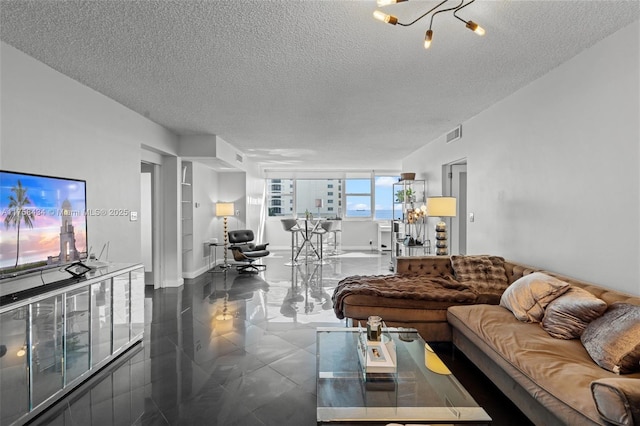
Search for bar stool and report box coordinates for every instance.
[323,220,342,255]
[312,221,329,264]
[319,221,334,256]
[281,218,302,266]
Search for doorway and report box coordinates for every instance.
[443,161,467,255]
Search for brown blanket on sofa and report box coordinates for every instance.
[332,273,477,319]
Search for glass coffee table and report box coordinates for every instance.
[316,327,491,425]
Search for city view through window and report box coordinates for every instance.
[267,175,399,220]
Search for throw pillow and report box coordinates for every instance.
[541,286,608,339]
[450,255,509,296]
[581,303,640,374]
[591,378,640,426]
[499,272,570,322]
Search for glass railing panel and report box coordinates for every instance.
[91,279,112,367]
[31,294,64,407]
[0,263,143,423]
[0,306,29,424]
[112,274,131,350]
[129,267,145,339]
[65,287,90,383]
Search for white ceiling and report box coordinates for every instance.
[1,1,638,172]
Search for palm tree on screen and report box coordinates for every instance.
[4,180,36,268]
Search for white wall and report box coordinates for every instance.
[217,172,246,234]
[244,162,265,241]
[1,42,180,284]
[180,162,219,278]
[403,21,640,295]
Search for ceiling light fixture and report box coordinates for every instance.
[373,0,485,50]
[453,0,486,35]
[423,29,433,49]
[376,0,408,6]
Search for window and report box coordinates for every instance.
[267,174,400,219]
[295,179,342,218]
[345,179,371,218]
[374,175,400,220]
[267,179,294,216]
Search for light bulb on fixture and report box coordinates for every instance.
[423,29,433,49]
[373,10,398,25]
[377,0,407,6]
[374,0,485,49]
[465,20,485,35]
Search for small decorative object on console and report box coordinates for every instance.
[400,172,416,181]
[358,320,397,376]
[65,261,91,278]
[367,315,382,341]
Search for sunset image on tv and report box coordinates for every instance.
[0,171,87,277]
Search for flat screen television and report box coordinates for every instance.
[0,170,88,279]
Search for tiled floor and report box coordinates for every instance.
[31,250,531,426]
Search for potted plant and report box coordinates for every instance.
[395,187,414,203]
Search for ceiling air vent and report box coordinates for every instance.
[236,153,244,163]
[446,125,462,143]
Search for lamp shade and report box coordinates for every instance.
[216,202,235,217]
[426,197,456,217]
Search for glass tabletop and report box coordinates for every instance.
[316,327,491,424]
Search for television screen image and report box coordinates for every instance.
[0,170,88,279]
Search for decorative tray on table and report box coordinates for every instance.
[357,324,397,376]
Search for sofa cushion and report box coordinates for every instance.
[450,255,509,296]
[591,378,640,426]
[541,286,608,339]
[499,272,570,322]
[448,304,640,425]
[581,303,640,374]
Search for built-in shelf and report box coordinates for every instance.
[181,161,194,268]
[391,179,428,270]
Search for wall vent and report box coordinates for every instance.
[236,153,244,163]
[446,125,462,143]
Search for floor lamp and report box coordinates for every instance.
[216,202,235,267]
[426,197,457,256]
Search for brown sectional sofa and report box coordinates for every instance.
[332,255,640,426]
[335,255,514,341]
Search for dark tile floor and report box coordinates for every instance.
[30,250,531,426]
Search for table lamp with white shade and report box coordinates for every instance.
[315,198,324,218]
[216,202,235,267]
[426,197,457,256]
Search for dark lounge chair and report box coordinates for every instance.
[227,230,270,273]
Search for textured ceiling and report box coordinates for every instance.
[1,1,638,171]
